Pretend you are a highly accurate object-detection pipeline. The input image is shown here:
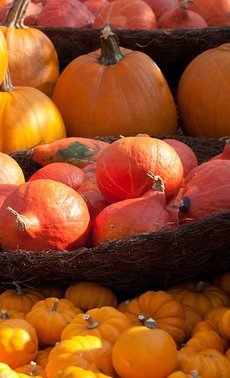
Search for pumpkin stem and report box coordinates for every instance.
[17,0,29,28]
[2,0,27,28]
[83,314,100,329]
[51,300,59,312]
[7,207,31,231]
[12,281,25,296]
[0,310,10,320]
[147,171,165,192]
[0,69,15,92]
[193,281,204,292]
[99,24,124,66]
[138,314,158,329]
[191,370,199,378]
[28,361,37,376]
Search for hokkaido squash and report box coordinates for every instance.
[0,0,59,96]
[187,0,230,26]
[52,24,178,137]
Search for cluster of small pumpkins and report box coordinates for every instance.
[0,273,230,377]
[1,0,229,29]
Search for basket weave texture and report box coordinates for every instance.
[0,135,229,295]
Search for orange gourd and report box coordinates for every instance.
[0,29,7,85]
[52,25,178,138]
[112,326,178,378]
[0,71,66,153]
[65,282,118,311]
[26,297,82,346]
[177,43,230,138]
[0,153,25,184]
[0,0,59,96]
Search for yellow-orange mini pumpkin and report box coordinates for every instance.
[52,24,178,138]
[15,361,46,378]
[54,366,113,378]
[0,363,18,378]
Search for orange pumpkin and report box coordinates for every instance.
[52,24,178,138]
[112,325,178,378]
[0,318,38,369]
[65,282,118,311]
[0,308,26,320]
[185,330,224,353]
[26,297,82,346]
[205,307,230,341]
[214,272,230,298]
[0,71,66,153]
[120,290,187,346]
[168,281,230,317]
[0,29,7,85]
[35,347,52,369]
[177,43,230,138]
[45,335,115,378]
[0,153,25,184]
[61,306,131,344]
[0,363,18,378]
[192,319,229,352]
[54,366,112,378]
[0,0,59,96]
[182,304,203,341]
[15,361,46,378]
[167,371,202,378]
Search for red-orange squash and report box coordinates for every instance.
[187,0,230,26]
[95,136,183,203]
[0,179,90,251]
[52,25,178,138]
[164,139,198,177]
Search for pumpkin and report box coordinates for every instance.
[0,183,18,208]
[95,136,183,203]
[92,174,175,246]
[26,297,82,346]
[214,272,230,297]
[35,347,52,369]
[61,306,131,344]
[93,0,157,29]
[167,370,202,378]
[0,318,38,369]
[65,282,118,311]
[39,287,65,299]
[112,325,178,378]
[28,137,109,169]
[205,307,230,341]
[0,0,59,96]
[185,330,224,353]
[0,153,25,184]
[0,282,44,313]
[0,363,18,378]
[187,0,230,26]
[78,163,99,192]
[211,139,230,161]
[182,304,203,341]
[168,281,230,317]
[28,162,88,191]
[225,347,230,360]
[0,71,66,153]
[143,0,179,19]
[45,335,115,378]
[54,366,112,378]
[0,29,7,85]
[120,290,187,346]
[15,361,46,378]
[164,139,198,178]
[177,348,230,377]
[52,25,178,138]
[0,179,90,251]
[0,308,26,320]
[79,190,108,229]
[178,160,230,221]
[177,43,230,138]
[192,319,229,351]
[84,0,109,16]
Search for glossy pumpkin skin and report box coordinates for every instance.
[54,366,113,378]
[0,319,38,369]
[0,153,25,185]
[26,297,82,346]
[0,83,66,153]
[65,282,118,311]
[177,348,230,377]
[96,136,183,203]
[29,137,109,169]
[28,162,88,191]
[112,326,178,378]
[61,306,131,344]
[0,179,90,251]
[93,0,157,29]
[45,335,115,378]
[0,283,44,313]
[52,27,178,138]
[121,290,187,345]
[177,43,230,138]
[0,29,7,85]
[0,0,59,96]
[168,281,230,317]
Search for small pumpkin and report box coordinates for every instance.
[0,29,7,85]
[35,347,52,369]
[214,272,230,298]
[112,326,178,378]
[0,363,18,378]
[61,306,131,344]
[15,361,46,378]
[52,25,178,138]
[205,307,230,341]
[0,308,26,320]
[182,304,203,341]
[167,370,202,378]
[54,366,112,378]
[65,282,118,311]
[45,335,115,378]
[192,319,229,352]
[26,297,82,346]
[0,179,90,251]
[185,330,224,353]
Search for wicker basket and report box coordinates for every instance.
[0,135,228,296]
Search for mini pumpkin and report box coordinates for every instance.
[15,361,46,378]
[54,366,112,378]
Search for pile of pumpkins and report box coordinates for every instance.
[0,273,230,377]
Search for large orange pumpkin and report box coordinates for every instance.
[177,43,230,138]
[52,24,178,138]
[0,29,7,85]
[0,0,59,96]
